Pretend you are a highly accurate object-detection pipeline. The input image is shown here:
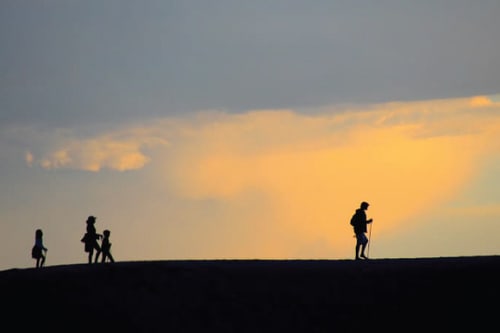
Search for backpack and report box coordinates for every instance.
[350,211,360,227]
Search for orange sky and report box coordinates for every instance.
[147,95,499,258]
[2,94,500,270]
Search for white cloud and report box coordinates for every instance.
[25,128,168,172]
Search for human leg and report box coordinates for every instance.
[355,234,363,259]
[93,242,101,263]
[94,250,101,263]
[360,234,369,259]
[88,249,93,264]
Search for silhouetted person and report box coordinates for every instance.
[101,229,115,263]
[32,229,48,268]
[351,201,373,260]
[81,215,102,264]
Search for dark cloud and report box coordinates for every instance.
[1,1,500,127]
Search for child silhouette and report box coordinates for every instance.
[32,229,48,268]
[101,229,115,263]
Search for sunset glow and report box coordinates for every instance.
[2,95,496,266]
[2,2,500,270]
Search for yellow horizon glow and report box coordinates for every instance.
[23,94,500,259]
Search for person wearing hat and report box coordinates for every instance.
[81,215,102,264]
[350,201,373,260]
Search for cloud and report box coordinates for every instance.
[469,96,493,107]
[162,96,500,256]
[38,139,149,171]
[25,151,34,166]
[19,94,500,258]
[26,128,168,171]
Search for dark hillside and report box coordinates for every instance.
[2,256,499,332]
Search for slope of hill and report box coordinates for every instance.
[2,256,499,332]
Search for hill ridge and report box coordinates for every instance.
[3,255,499,332]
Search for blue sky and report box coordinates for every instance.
[1,1,500,270]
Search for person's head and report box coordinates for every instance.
[86,216,96,224]
[35,229,43,238]
[360,201,370,210]
[103,229,110,238]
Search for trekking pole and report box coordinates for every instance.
[367,222,372,258]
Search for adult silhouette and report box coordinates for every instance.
[32,229,48,268]
[350,201,373,260]
[81,215,102,264]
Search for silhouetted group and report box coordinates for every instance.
[32,215,115,268]
[32,202,374,268]
[81,215,115,264]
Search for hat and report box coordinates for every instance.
[86,215,96,223]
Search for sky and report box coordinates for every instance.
[1,1,500,270]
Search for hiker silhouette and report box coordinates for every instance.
[32,229,48,268]
[81,215,102,264]
[101,229,115,263]
[351,201,373,260]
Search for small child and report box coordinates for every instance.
[101,229,115,263]
[32,229,48,268]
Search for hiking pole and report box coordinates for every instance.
[367,222,372,258]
